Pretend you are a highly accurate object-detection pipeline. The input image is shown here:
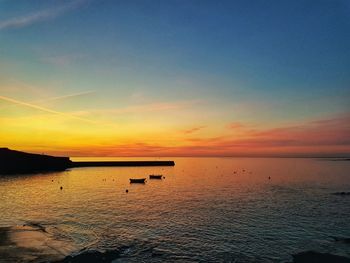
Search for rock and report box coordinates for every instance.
[0,224,76,262]
[55,249,122,263]
[332,192,350,196]
[292,251,350,263]
[332,236,350,244]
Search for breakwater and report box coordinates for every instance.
[72,161,175,167]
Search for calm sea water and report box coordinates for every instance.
[1,157,350,262]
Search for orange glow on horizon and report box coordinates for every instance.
[2,113,349,157]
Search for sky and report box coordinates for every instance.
[0,0,349,157]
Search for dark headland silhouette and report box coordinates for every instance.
[0,148,175,174]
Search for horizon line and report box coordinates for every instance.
[3,148,349,159]
[69,155,350,159]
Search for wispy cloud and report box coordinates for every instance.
[226,121,258,135]
[0,95,95,124]
[0,90,95,110]
[17,114,350,157]
[37,90,95,103]
[0,0,85,30]
[183,126,206,134]
[227,122,245,130]
[82,100,201,116]
[40,54,85,67]
[104,114,350,157]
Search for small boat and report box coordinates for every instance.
[149,174,163,179]
[129,178,146,183]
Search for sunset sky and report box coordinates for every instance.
[0,0,349,157]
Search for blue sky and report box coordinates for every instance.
[0,0,349,156]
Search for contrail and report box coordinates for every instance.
[0,95,96,124]
[0,90,95,110]
[36,90,95,103]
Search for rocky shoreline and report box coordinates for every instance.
[1,223,350,263]
[0,224,76,262]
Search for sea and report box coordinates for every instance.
[0,157,350,262]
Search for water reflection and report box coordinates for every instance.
[0,158,350,262]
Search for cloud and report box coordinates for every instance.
[24,113,350,157]
[226,121,258,135]
[81,99,201,116]
[183,126,206,134]
[0,90,95,110]
[227,122,245,130]
[0,95,95,124]
[40,54,85,67]
[250,115,350,147]
[37,90,95,103]
[0,0,85,30]
[102,114,350,157]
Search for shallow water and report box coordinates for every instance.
[1,157,350,262]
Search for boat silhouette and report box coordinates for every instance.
[129,178,146,183]
[149,174,163,179]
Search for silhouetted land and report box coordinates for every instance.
[0,148,175,174]
[0,148,72,174]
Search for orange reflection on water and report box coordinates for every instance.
[0,157,350,262]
